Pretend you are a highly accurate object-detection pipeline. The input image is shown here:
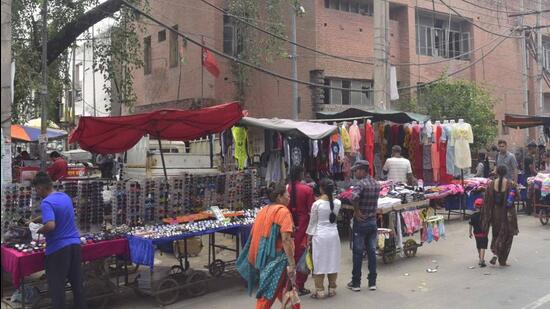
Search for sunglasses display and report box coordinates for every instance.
[1,170,261,231]
[1,184,41,229]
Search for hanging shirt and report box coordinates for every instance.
[341,125,352,153]
[232,127,248,170]
[364,122,375,176]
[452,122,474,169]
[288,137,309,167]
[441,124,457,176]
[349,122,362,155]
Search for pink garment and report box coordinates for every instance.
[432,223,440,241]
[402,210,422,235]
[349,122,362,155]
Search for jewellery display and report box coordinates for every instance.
[129,216,255,240]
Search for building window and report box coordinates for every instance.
[416,11,471,59]
[223,15,243,57]
[158,30,166,42]
[324,0,372,16]
[143,36,151,75]
[169,25,179,67]
[324,78,372,106]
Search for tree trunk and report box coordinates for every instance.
[45,0,124,64]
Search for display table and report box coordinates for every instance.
[128,224,251,269]
[1,238,129,288]
[341,199,429,214]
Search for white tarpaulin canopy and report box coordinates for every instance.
[62,149,92,161]
[240,117,338,139]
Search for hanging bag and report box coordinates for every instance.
[281,275,301,309]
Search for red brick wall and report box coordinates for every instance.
[132,0,550,146]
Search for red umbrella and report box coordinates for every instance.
[69,102,243,154]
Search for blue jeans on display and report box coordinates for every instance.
[352,218,378,287]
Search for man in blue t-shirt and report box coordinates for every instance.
[34,172,87,309]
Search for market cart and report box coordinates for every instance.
[342,199,431,264]
[1,238,130,309]
[127,223,250,306]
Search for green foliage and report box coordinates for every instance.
[10,0,145,123]
[94,1,147,112]
[226,0,290,102]
[415,78,498,152]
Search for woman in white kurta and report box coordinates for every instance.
[306,178,341,299]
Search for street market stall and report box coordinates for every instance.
[503,113,549,225]
[2,103,255,307]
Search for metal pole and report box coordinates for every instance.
[209,134,214,168]
[92,26,97,116]
[72,47,76,128]
[201,35,204,105]
[290,5,298,120]
[82,39,86,116]
[39,0,48,171]
[157,138,168,181]
[537,0,543,140]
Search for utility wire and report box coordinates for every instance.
[199,0,513,67]
[438,0,524,38]
[122,1,512,95]
[459,0,525,14]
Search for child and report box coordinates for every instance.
[469,198,488,267]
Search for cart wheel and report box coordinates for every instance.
[208,259,226,277]
[186,271,209,298]
[85,277,113,309]
[404,239,418,258]
[170,265,185,275]
[540,209,549,225]
[382,252,396,264]
[154,278,180,306]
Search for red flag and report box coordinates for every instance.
[202,48,220,78]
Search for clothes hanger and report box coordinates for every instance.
[450,119,456,124]
[458,118,464,124]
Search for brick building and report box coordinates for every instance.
[132,0,550,146]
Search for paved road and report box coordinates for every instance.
[112,214,550,309]
[4,214,549,309]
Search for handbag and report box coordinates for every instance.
[305,247,313,272]
[296,250,309,275]
[281,276,301,309]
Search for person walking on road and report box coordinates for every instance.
[482,165,519,266]
[306,178,342,299]
[287,166,315,296]
[347,160,380,292]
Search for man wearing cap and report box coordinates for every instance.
[383,145,416,185]
[347,160,380,292]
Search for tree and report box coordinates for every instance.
[10,0,145,124]
[403,77,498,152]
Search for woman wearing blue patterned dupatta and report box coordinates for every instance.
[237,184,296,309]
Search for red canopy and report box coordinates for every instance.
[69,102,243,154]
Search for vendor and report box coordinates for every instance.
[383,145,416,185]
[47,151,68,181]
[524,141,538,178]
[33,172,87,309]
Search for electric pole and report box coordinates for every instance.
[39,0,49,171]
[373,0,390,110]
[290,5,299,120]
[536,0,544,140]
[1,0,13,183]
[519,0,530,139]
